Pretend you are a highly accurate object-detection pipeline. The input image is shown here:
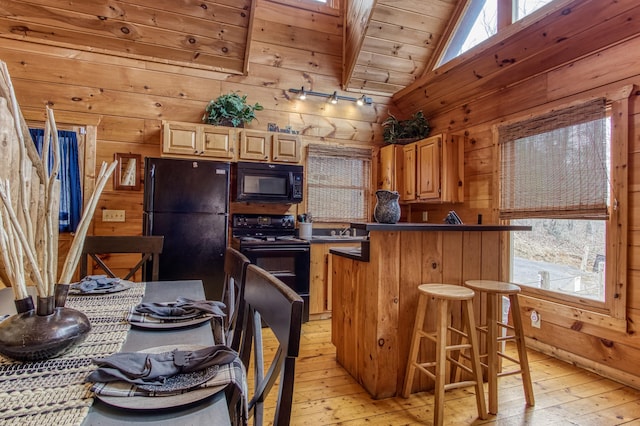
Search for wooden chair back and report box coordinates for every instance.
[79,236,164,281]
[240,264,303,426]
[221,247,251,351]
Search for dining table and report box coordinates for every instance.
[0,280,235,426]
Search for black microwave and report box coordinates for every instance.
[235,162,303,203]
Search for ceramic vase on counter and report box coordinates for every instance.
[373,189,401,224]
[0,284,91,361]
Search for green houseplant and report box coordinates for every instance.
[382,111,430,144]
[202,92,263,127]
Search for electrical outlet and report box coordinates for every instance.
[531,310,541,328]
[102,209,125,222]
[422,211,428,222]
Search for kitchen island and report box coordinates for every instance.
[330,222,530,399]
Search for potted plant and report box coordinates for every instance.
[382,111,430,144]
[202,92,263,127]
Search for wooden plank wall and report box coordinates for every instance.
[392,1,640,388]
[0,0,392,280]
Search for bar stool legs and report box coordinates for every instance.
[465,280,535,414]
[402,284,487,426]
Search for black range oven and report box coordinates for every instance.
[231,214,310,322]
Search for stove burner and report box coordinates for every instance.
[232,214,307,243]
[238,235,307,244]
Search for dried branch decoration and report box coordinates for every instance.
[0,61,116,299]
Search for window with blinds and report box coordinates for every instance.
[306,144,371,222]
[501,98,611,303]
[499,98,609,219]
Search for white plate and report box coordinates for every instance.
[94,344,226,410]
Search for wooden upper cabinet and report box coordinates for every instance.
[402,144,417,202]
[162,120,236,160]
[273,133,301,163]
[378,133,463,203]
[239,130,271,161]
[378,144,403,192]
[416,135,441,200]
[161,122,301,164]
[201,126,236,159]
[239,130,301,163]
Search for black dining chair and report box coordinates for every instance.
[238,264,304,426]
[221,247,251,351]
[79,235,164,281]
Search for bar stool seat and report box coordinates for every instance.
[464,279,535,414]
[402,283,487,426]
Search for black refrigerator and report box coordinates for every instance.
[143,157,230,300]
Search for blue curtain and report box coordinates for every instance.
[29,129,82,232]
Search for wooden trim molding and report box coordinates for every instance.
[525,337,640,390]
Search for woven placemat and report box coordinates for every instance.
[0,282,145,425]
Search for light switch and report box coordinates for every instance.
[102,209,125,222]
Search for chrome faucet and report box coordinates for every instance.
[339,226,351,236]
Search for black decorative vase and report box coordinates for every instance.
[373,189,401,224]
[0,285,91,362]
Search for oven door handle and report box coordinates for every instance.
[242,247,309,253]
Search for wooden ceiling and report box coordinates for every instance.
[343,0,460,96]
[0,0,252,74]
[0,0,460,96]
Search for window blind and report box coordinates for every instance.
[306,144,371,222]
[499,98,609,220]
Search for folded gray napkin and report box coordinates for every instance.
[86,345,238,386]
[133,297,226,318]
[73,275,121,292]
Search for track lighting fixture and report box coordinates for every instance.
[298,86,307,100]
[288,87,373,106]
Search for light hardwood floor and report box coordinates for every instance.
[257,319,640,425]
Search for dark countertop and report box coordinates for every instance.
[329,240,370,262]
[329,223,530,262]
[308,236,367,244]
[350,222,532,232]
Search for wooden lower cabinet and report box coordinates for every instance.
[309,242,360,318]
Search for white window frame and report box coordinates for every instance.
[437,0,573,68]
[496,86,632,332]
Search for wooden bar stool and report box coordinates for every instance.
[402,284,487,426]
[464,279,535,414]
